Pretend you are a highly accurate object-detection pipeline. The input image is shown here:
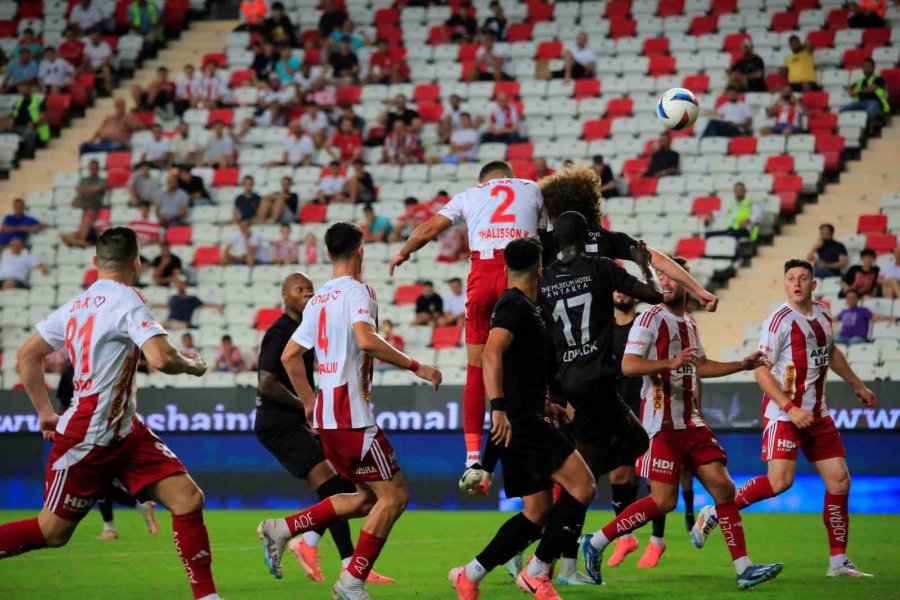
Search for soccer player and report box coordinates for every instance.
[0,228,221,600]
[580,257,784,590]
[449,237,597,600]
[256,222,441,600]
[388,161,545,486]
[254,272,392,583]
[691,259,877,578]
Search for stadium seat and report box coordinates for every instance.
[808,29,835,49]
[690,15,718,35]
[255,307,283,331]
[711,0,737,15]
[165,226,192,246]
[770,11,799,32]
[649,55,677,76]
[336,85,361,106]
[608,18,637,39]
[773,174,803,194]
[862,27,890,48]
[692,195,721,216]
[808,112,838,133]
[858,214,888,234]
[676,236,706,259]
[573,79,601,98]
[722,32,750,52]
[506,23,533,43]
[643,37,670,56]
[629,177,658,197]
[842,47,872,70]
[605,1,632,19]
[202,53,227,68]
[207,109,234,127]
[765,154,794,174]
[866,233,898,255]
[494,80,520,99]
[432,325,462,349]
[506,143,534,161]
[801,91,830,113]
[212,168,239,187]
[606,97,634,118]
[728,136,757,156]
[83,268,99,289]
[417,101,443,123]
[107,168,131,189]
[682,73,710,93]
[413,83,440,103]
[536,41,563,60]
[528,2,554,22]
[193,246,221,268]
[659,0,686,17]
[299,203,326,223]
[582,119,611,140]
[395,284,423,306]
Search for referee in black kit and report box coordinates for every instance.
[255,273,394,583]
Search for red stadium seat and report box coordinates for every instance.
[106,151,132,170]
[692,195,721,217]
[493,80,520,99]
[858,214,888,234]
[842,47,872,70]
[723,32,750,52]
[643,37,670,56]
[202,53,227,68]
[765,154,794,174]
[770,11,799,32]
[882,68,900,110]
[573,78,601,98]
[657,0,685,17]
[46,93,71,112]
[710,0,736,15]
[428,24,452,45]
[413,83,440,103]
[865,233,898,255]
[132,110,156,128]
[193,246,221,267]
[373,7,400,25]
[416,101,443,123]
[230,69,254,87]
[506,143,534,161]
[255,308,284,331]
[826,8,849,30]
[83,268,99,289]
[649,55,676,76]
[165,226,192,246]
[690,14,718,36]
[536,41,563,60]
[212,168,239,187]
[303,46,322,65]
[821,151,842,173]
[376,24,403,45]
[0,22,15,38]
[766,72,790,92]
[682,73,710,94]
[801,91,830,112]
[807,30,835,49]
[458,43,479,62]
[432,325,463,349]
[207,108,234,127]
[605,1,631,18]
[18,2,43,19]
[622,157,648,178]
[606,97,634,118]
[675,237,706,259]
[336,85,361,106]
[394,284,423,305]
[528,2,554,22]
[807,112,837,133]
[299,202,326,223]
[862,27,890,48]
[815,133,845,154]
[629,177,658,197]
[582,119,611,140]
[728,136,757,156]
[792,0,818,10]
[778,191,800,215]
[608,18,637,39]
[506,23,533,43]
[773,174,803,194]
[509,159,538,180]
[106,168,131,189]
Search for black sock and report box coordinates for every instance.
[651,514,666,539]
[98,497,114,523]
[535,490,589,564]
[610,482,638,516]
[109,484,138,508]
[562,538,579,559]
[316,475,357,559]
[481,439,500,474]
[475,512,543,571]
[682,486,695,518]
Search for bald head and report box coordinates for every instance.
[282,272,314,316]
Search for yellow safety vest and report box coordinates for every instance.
[854,73,890,114]
[13,95,50,142]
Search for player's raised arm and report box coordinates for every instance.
[647,247,719,311]
[388,214,453,275]
[352,321,442,389]
[16,332,60,439]
[696,351,767,378]
[482,326,513,447]
[280,339,317,419]
[828,345,877,408]
[142,334,207,376]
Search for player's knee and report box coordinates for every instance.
[768,473,793,495]
[522,505,550,526]
[827,471,851,495]
[43,528,74,548]
[655,495,678,513]
[711,478,736,503]
[572,479,597,505]
[381,486,409,519]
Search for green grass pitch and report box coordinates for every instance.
[1,510,898,599]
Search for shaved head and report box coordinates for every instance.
[282,271,312,291]
[282,272,314,316]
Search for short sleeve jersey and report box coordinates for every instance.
[36,280,167,469]
[291,276,378,429]
[257,313,315,416]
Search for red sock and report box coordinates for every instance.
[285,498,337,537]
[715,501,748,561]
[601,496,662,541]
[0,517,47,558]
[823,492,849,556]
[171,510,216,600]
[735,476,775,509]
[464,364,486,457]
[347,530,386,581]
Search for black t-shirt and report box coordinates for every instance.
[284,192,299,214]
[817,239,848,274]
[168,294,202,323]
[385,108,420,131]
[731,55,766,91]
[490,288,549,418]
[263,15,298,47]
[645,149,679,176]
[319,9,347,35]
[540,226,637,268]
[256,313,314,417]
[252,52,277,80]
[612,314,643,406]
[841,265,880,296]
[482,16,507,40]
[598,164,616,197]
[540,254,638,392]
[178,175,210,200]
[152,254,183,278]
[235,192,262,221]
[415,293,443,315]
[329,51,359,74]
[447,15,477,39]
[857,75,886,102]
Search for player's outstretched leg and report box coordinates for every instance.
[0,509,76,559]
[681,470,695,532]
[818,457,872,578]
[692,465,781,548]
[96,497,119,540]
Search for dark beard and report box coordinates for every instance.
[613,300,636,312]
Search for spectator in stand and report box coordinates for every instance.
[127,161,160,206]
[482,1,507,41]
[58,29,85,69]
[293,62,324,99]
[176,165,211,205]
[383,94,422,135]
[317,160,347,203]
[842,58,890,130]
[441,277,466,327]
[251,73,295,126]
[360,204,392,243]
[346,159,376,204]
[302,232,322,265]
[262,2,298,47]
[79,98,143,154]
[155,173,191,227]
[534,157,555,180]
[238,0,268,31]
[879,244,900,299]
[382,120,422,165]
[279,119,315,166]
[273,44,301,84]
[439,93,466,142]
[14,29,42,58]
[69,0,105,35]
[376,319,405,371]
[128,0,164,48]
[299,101,330,148]
[272,223,299,265]
[704,182,761,241]
[233,176,262,222]
[330,20,366,51]
[310,74,339,110]
[366,38,401,85]
[174,64,196,115]
[170,122,201,167]
[848,1,886,28]
[223,219,267,266]
[0,237,47,289]
[728,39,766,93]
[557,32,596,82]
[702,86,753,138]
[150,242,183,285]
[834,290,896,345]
[468,30,512,82]
[162,275,219,329]
[131,66,176,116]
[413,280,443,326]
[447,4,478,42]
[38,47,75,94]
[0,198,48,247]
[191,61,229,108]
[841,248,881,298]
[807,223,848,278]
[6,81,48,158]
[760,84,803,136]
[327,117,363,165]
[260,176,299,224]
[251,40,279,83]
[140,124,173,168]
[336,104,366,134]
[202,119,235,167]
[481,92,521,144]
[82,28,114,94]
[591,155,618,197]
[61,159,106,248]
[328,38,360,84]
[782,35,817,92]
[180,332,201,359]
[214,335,249,373]
[3,48,39,92]
[643,133,680,177]
[129,202,162,247]
[389,197,433,242]
[440,112,479,164]
[437,226,469,263]
[318,0,347,36]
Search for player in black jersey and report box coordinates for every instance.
[254,272,393,584]
[449,238,597,600]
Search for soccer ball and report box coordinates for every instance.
[657,88,700,131]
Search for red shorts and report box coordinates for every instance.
[635,427,726,485]
[318,425,399,483]
[761,416,846,463]
[465,251,508,345]
[43,420,187,520]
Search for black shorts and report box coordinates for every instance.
[500,414,575,499]
[254,409,326,480]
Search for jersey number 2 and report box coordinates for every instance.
[551,293,593,347]
[64,314,96,374]
[489,185,516,223]
[317,307,330,355]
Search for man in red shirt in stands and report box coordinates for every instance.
[326,117,363,165]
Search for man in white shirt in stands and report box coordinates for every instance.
[317,161,348,204]
[701,86,754,138]
[879,244,900,299]
[69,0,105,35]
[223,219,267,267]
[203,120,235,168]
[300,102,331,148]
[141,123,173,168]
[441,112,479,164]
[0,237,48,289]
[190,62,229,109]
[468,30,512,82]
[280,119,315,166]
[170,122,201,167]
[559,31,596,82]
[441,277,466,327]
[81,29,114,93]
[38,47,75,94]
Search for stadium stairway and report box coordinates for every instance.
[695,125,900,358]
[0,20,237,215]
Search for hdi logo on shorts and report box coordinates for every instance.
[63,494,91,510]
[652,458,675,472]
[777,438,797,451]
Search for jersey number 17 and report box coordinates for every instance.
[551,293,592,347]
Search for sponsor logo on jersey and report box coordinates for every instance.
[562,341,599,362]
[309,290,342,305]
[69,296,92,312]
[777,438,797,451]
[809,346,829,367]
[783,365,796,397]
[653,380,664,410]
[355,465,378,475]
[652,458,675,473]
[72,378,93,392]
[807,331,816,340]
[318,362,339,374]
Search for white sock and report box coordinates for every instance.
[303,531,321,547]
[621,533,635,541]
[339,569,365,588]
[465,452,481,468]
[197,595,221,600]
[526,557,551,578]
[560,558,577,577]
[465,559,487,582]
[136,502,149,514]
[733,555,751,574]
[829,553,847,570]
[650,536,665,547]
[589,531,610,551]
[102,521,116,531]
[341,557,351,568]
[273,518,291,539]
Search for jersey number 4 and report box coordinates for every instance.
[64,314,96,374]
[317,307,330,355]
[489,185,516,223]
[551,293,593,347]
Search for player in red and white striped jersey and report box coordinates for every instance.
[258,222,441,600]
[581,257,783,591]
[388,161,545,488]
[692,259,877,578]
[0,228,221,600]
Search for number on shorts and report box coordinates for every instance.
[551,293,593,347]
[489,185,516,223]
[154,441,178,459]
[317,307,330,355]
[64,314,96,375]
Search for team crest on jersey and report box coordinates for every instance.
[94,296,106,307]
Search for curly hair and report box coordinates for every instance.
[538,165,604,226]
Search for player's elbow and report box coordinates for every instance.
[621,357,640,377]
[355,333,378,354]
